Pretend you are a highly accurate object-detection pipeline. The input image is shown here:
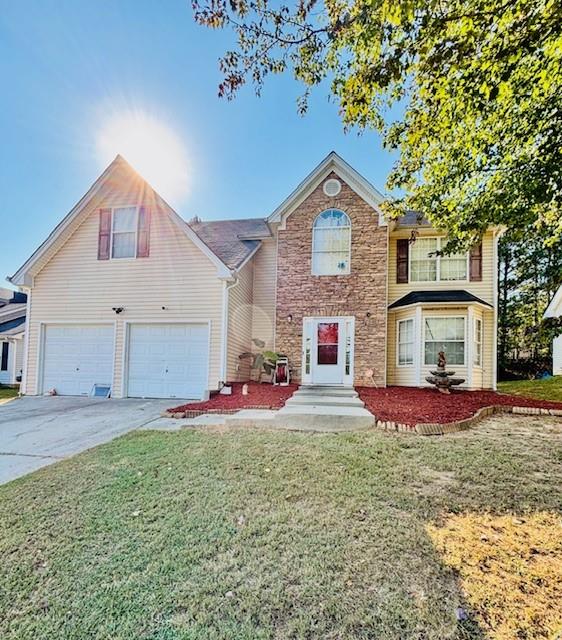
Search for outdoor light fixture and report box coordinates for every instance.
[287,314,293,323]
[112,307,124,314]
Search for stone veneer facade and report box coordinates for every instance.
[275,173,388,386]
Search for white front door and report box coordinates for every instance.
[302,317,354,385]
[127,323,209,399]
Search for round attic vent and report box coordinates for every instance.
[323,178,342,197]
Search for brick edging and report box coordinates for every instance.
[163,405,274,419]
[375,405,562,436]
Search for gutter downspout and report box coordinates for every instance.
[219,274,239,386]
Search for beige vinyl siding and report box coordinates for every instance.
[251,237,277,351]
[386,228,497,390]
[25,173,224,397]
[388,229,495,305]
[227,260,254,382]
[387,309,418,386]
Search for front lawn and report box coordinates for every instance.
[0,386,19,400]
[1,416,561,639]
[498,376,562,402]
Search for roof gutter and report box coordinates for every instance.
[219,273,239,386]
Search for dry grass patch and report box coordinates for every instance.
[428,512,562,640]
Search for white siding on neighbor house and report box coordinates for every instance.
[251,236,277,352]
[553,335,562,376]
[0,342,11,384]
[24,172,224,397]
[227,259,254,381]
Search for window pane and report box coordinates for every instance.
[425,341,465,366]
[312,251,349,275]
[398,319,414,365]
[410,238,438,282]
[318,322,338,345]
[113,207,137,232]
[112,232,136,258]
[318,344,338,364]
[425,318,464,341]
[399,343,413,366]
[313,227,350,252]
[314,209,350,228]
[440,255,467,280]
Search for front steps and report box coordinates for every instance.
[274,385,375,432]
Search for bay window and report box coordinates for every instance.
[424,317,465,365]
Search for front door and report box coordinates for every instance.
[302,317,354,385]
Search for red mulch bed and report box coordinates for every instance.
[168,382,298,413]
[357,386,562,427]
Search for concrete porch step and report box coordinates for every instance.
[285,394,365,408]
[274,404,375,432]
[296,386,358,398]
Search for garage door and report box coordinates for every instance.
[127,324,209,399]
[42,325,114,396]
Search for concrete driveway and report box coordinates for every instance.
[0,396,178,484]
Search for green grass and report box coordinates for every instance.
[1,416,561,640]
[0,386,19,400]
[498,376,562,402]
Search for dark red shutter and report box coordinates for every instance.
[397,239,409,283]
[98,208,112,260]
[469,243,482,281]
[137,206,151,258]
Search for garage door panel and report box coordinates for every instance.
[127,323,208,399]
[42,325,114,396]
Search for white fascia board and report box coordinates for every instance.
[544,286,562,318]
[268,152,387,229]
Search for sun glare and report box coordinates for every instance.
[95,110,191,204]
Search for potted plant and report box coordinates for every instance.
[239,339,280,382]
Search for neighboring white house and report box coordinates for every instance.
[0,289,27,386]
[544,285,562,375]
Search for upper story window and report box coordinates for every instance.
[410,237,468,282]
[112,206,138,259]
[312,209,351,275]
[98,205,151,261]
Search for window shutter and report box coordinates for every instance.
[469,243,482,281]
[396,239,409,283]
[1,342,8,371]
[98,208,112,260]
[137,206,151,258]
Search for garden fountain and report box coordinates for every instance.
[425,351,465,394]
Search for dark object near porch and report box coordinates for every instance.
[425,351,465,394]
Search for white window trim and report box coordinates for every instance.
[396,318,414,367]
[110,204,139,260]
[423,315,466,366]
[473,317,483,368]
[409,237,469,283]
[311,209,352,276]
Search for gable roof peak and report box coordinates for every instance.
[268,152,386,227]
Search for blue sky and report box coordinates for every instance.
[0,0,394,285]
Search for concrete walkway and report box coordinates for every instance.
[0,396,177,484]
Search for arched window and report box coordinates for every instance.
[312,209,351,275]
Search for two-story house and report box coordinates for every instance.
[8,153,502,399]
